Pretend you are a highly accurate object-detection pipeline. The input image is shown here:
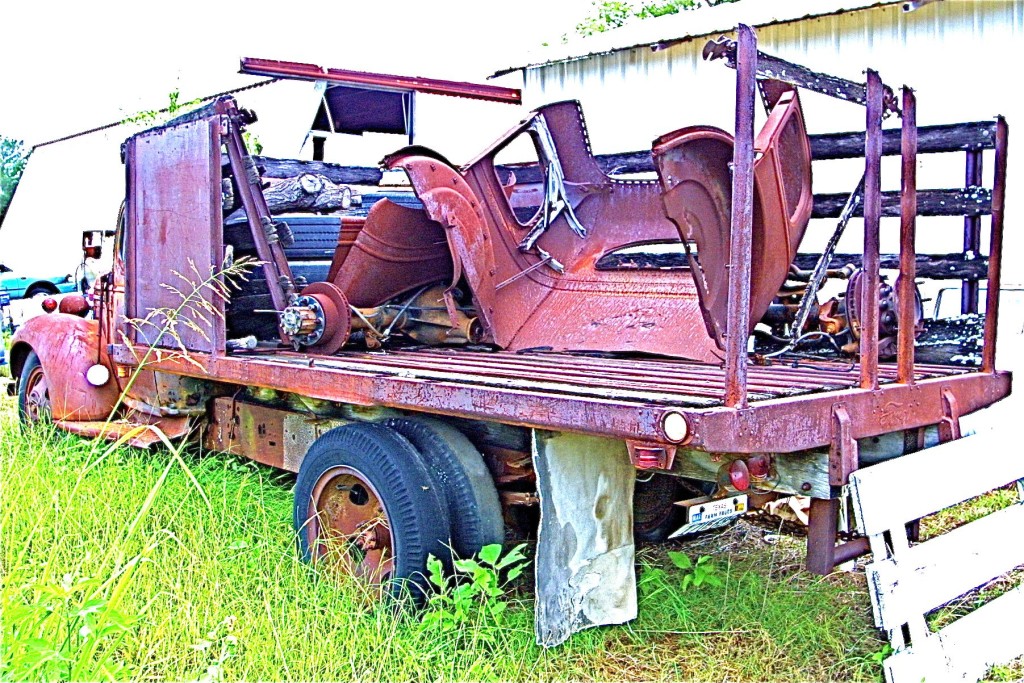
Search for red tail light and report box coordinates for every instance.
[728,459,751,491]
[747,454,771,479]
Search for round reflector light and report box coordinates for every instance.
[661,411,689,443]
[85,364,111,387]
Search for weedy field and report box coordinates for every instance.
[0,381,1020,682]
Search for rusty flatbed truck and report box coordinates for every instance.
[9,26,1013,648]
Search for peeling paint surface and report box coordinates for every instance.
[533,430,637,647]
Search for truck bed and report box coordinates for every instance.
[115,337,1005,457]
[269,346,970,408]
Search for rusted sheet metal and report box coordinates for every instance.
[240,57,522,105]
[686,372,1010,453]
[325,216,367,281]
[110,342,1006,453]
[10,315,120,421]
[388,100,723,362]
[54,415,190,448]
[205,397,346,471]
[125,112,224,353]
[332,199,453,307]
[652,80,812,353]
[371,41,807,362]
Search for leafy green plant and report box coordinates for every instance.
[575,0,739,37]
[123,88,204,127]
[667,551,724,591]
[866,642,893,666]
[419,543,528,639]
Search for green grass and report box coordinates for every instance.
[0,387,984,681]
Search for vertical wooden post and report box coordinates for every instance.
[897,86,918,385]
[724,24,756,409]
[860,70,883,390]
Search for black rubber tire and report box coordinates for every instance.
[633,473,687,543]
[383,417,504,559]
[24,283,57,299]
[294,422,451,601]
[17,350,47,426]
[633,475,717,542]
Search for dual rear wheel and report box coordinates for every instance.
[294,418,503,599]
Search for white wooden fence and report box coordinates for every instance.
[849,429,1024,683]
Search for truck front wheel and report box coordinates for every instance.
[293,423,451,601]
[17,351,51,425]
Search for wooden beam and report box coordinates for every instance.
[813,188,991,218]
[791,252,988,280]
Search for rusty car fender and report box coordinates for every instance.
[10,314,122,421]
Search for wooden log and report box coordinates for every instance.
[813,188,991,218]
[809,121,998,160]
[254,122,997,190]
[262,173,354,214]
[792,252,988,280]
[257,156,383,185]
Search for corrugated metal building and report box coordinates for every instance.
[498,0,1022,288]
[497,0,1023,384]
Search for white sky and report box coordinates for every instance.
[0,0,594,146]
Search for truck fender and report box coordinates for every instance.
[10,314,122,421]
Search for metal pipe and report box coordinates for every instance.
[806,498,838,575]
[724,24,757,409]
[860,70,883,390]
[833,537,871,565]
[962,150,983,313]
[982,117,1008,373]
[897,87,918,385]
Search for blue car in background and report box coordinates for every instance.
[0,262,77,299]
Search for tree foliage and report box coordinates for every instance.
[576,0,739,37]
[1,136,30,224]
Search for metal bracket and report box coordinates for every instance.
[626,441,677,471]
[702,35,901,117]
[829,404,859,486]
[938,387,962,442]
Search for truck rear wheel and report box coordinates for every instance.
[294,422,451,601]
[384,417,504,559]
[633,474,716,542]
[17,351,51,425]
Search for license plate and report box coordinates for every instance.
[668,493,747,538]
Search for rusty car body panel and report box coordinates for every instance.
[653,87,813,344]
[10,314,121,421]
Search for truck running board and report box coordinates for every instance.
[54,415,191,449]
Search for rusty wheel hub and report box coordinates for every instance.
[24,366,51,422]
[307,466,394,586]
